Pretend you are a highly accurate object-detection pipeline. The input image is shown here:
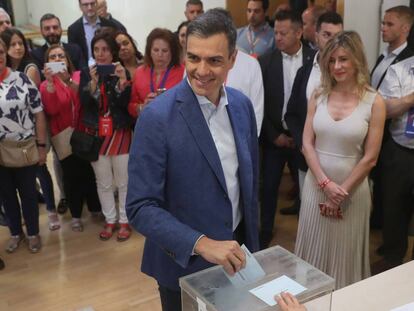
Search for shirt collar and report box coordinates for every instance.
[248,22,269,33]
[282,43,303,59]
[83,16,101,26]
[383,41,407,57]
[186,78,228,109]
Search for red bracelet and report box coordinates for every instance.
[318,178,331,189]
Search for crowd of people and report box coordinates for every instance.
[0,0,413,311]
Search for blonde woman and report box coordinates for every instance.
[295,31,386,289]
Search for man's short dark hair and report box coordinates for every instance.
[186,8,237,56]
[247,0,269,12]
[274,9,303,28]
[316,11,343,32]
[40,13,61,28]
[186,0,203,8]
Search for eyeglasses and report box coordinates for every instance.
[49,53,66,60]
[80,1,96,8]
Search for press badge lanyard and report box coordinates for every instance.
[246,25,267,56]
[150,66,172,93]
[98,82,113,137]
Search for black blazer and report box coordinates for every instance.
[31,42,86,77]
[67,17,120,65]
[284,58,314,171]
[259,45,315,147]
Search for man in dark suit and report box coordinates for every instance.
[285,12,343,205]
[259,10,315,249]
[371,5,414,274]
[370,6,414,231]
[68,0,120,65]
[31,13,86,73]
[126,9,259,311]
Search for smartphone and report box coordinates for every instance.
[96,64,115,76]
[45,62,66,74]
[156,88,167,95]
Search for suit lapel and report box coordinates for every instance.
[176,82,228,194]
[226,90,253,207]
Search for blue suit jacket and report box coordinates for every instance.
[126,80,259,290]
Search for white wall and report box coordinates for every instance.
[25,0,225,52]
[344,0,382,70]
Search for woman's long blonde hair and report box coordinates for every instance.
[319,31,371,98]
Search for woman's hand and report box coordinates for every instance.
[322,181,348,205]
[275,292,307,311]
[143,92,157,105]
[113,62,127,81]
[89,65,98,83]
[57,69,71,84]
[37,146,47,166]
[43,66,54,84]
[319,199,343,219]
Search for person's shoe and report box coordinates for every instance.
[5,234,25,253]
[57,199,68,214]
[0,257,4,270]
[27,235,41,253]
[99,223,117,241]
[117,223,131,242]
[71,218,84,232]
[280,201,300,215]
[48,212,61,231]
[371,259,401,275]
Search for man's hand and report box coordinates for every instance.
[194,236,246,275]
[273,134,295,148]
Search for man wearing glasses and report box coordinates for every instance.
[68,0,120,65]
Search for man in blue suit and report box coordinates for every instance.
[126,9,259,311]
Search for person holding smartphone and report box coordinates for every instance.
[79,32,133,242]
[40,44,101,232]
[128,28,184,118]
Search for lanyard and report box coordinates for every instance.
[150,66,172,93]
[0,67,9,83]
[99,82,110,116]
[246,25,267,55]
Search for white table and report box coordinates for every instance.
[304,260,414,311]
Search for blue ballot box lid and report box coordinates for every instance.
[179,245,335,311]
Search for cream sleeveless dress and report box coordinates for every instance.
[295,89,376,289]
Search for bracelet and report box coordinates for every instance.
[318,178,331,189]
[36,142,46,147]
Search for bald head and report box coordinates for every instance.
[97,0,108,18]
[0,8,12,34]
[302,6,327,44]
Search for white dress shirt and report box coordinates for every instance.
[379,56,414,149]
[306,52,322,101]
[192,83,242,231]
[282,45,303,129]
[226,50,264,136]
[371,42,407,89]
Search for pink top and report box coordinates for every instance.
[40,71,83,136]
[128,64,185,118]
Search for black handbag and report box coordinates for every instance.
[70,130,103,162]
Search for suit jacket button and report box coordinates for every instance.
[225,222,231,229]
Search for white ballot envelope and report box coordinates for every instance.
[249,275,307,306]
[224,244,266,288]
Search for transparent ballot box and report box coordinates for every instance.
[179,245,335,311]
